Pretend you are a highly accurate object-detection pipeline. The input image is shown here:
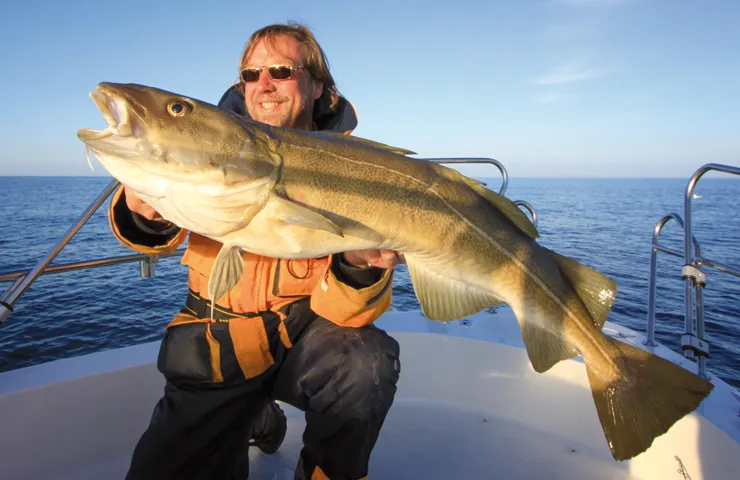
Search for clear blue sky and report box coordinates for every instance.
[1,0,738,178]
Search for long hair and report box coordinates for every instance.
[238,23,340,121]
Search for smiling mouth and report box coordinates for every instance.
[77,85,143,143]
[257,98,287,112]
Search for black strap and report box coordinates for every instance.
[182,289,260,322]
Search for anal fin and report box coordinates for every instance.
[406,256,504,321]
[520,322,579,373]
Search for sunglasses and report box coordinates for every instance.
[240,65,305,83]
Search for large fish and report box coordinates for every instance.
[78,82,713,461]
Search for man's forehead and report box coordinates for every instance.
[246,35,304,65]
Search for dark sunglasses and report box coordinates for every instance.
[240,65,305,83]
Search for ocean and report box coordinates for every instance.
[1,175,739,388]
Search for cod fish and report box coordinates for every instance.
[78,82,713,461]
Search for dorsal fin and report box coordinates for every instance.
[309,130,416,156]
[433,164,539,240]
[550,249,617,330]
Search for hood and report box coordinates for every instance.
[217,84,358,134]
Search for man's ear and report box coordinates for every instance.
[312,80,324,101]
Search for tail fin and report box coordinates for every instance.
[586,337,714,461]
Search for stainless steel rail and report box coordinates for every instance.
[1,179,120,323]
[426,158,509,194]
[645,163,740,379]
[1,158,533,324]
[0,252,185,283]
[432,158,538,228]
[645,213,700,346]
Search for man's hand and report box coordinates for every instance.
[124,186,166,222]
[342,249,406,270]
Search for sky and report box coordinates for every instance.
[0,0,738,178]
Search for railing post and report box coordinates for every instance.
[514,201,538,229]
[648,164,740,378]
[139,255,158,278]
[645,213,686,347]
[695,280,709,379]
[681,166,713,366]
[0,302,11,324]
[646,243,660,347]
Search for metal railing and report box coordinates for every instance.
[645,163,740,379]
[0,179,182,324]
[430,158,538,228]
[1,158,534,324]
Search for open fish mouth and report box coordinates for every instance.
[77,85,144,143]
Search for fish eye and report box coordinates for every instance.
[167,100,192,117]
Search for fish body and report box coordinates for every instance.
[78,82,714,461]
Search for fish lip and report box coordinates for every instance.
[77,84,145,143]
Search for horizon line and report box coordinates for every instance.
[2,174,738,180]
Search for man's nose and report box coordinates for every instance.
[255,70,276,91]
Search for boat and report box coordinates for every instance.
[1,160,738,479]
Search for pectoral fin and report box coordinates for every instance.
[208,244,244,315]
[406,256,504,321]
[272,195,344,237]
[239,192,270,227]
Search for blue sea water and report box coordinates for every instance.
[1,176,739,388]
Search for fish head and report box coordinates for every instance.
[77,82,282,238]
[77,82,279,197]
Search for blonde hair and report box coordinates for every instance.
[238,23,340,121]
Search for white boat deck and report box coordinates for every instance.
[1,307,739,479]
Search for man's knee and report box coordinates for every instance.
[308,323,401,417]
[345,326,400,396]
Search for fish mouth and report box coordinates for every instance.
[77,84,145,145]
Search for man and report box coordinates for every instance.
[113,23,403,480]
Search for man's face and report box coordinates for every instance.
[242,35,323,130]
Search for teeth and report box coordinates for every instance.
[261,102,278,110]
[91,91,117,128]
[108,97,130,126]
